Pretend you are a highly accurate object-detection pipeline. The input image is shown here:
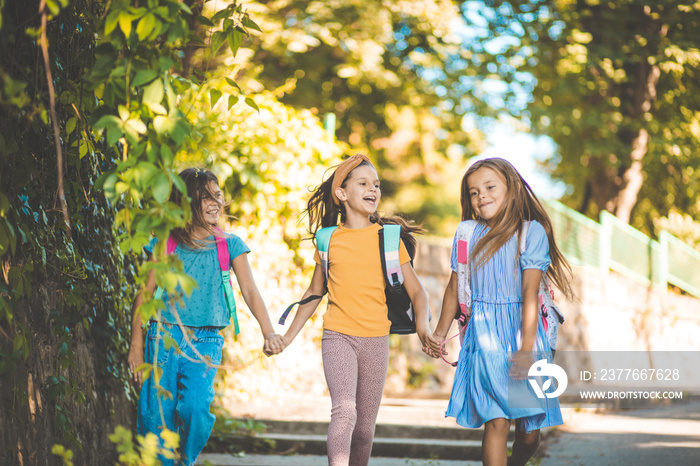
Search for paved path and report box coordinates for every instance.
[198,453,478,465]
[540,400,700,466]
[201,396,700,465]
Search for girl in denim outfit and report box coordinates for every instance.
[280,155,435,466]
[128,168,285,465]
[425,158,574,466]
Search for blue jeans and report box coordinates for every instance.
[137,323,224,466]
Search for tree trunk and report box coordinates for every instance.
[615,128,649,223]
[0,277,134,466]
[613,59,661,223]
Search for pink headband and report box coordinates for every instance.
[331,154,375,205]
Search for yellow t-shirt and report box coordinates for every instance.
[314,223,411,337]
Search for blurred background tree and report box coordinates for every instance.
[465,0,700,240]
[228,0,492,235]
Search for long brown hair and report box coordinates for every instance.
[169,167,226,249]
[461,158,574,300]
[306,158,423,254]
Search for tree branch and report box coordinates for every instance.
[39,0,72,239]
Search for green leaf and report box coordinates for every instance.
[117,105,130,121]
[79,141,88,158]
[211,7,233,22]
[142,79,164,106]
[65,116,78,136]
[227,29,243,57]
[210,30,226,54]
[104,11,119,36]
[152,172,171,203]
[106,126,123,146]
[125,118,147,135]
[209,89,222,108]
[225,78,242,93]
[136,13,157,41]
[244,97,259,112]
[227,94,237,110]
[241,15,262,33]
[195,15,214,27]
[153,115,175,135]
[118,12,132,38]
[132,69,158,87]
[93,114,121,130]
[161,429,180,451]
[160,145,174,166]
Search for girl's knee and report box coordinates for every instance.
[515,425,540,446]
[485,418,511,434]
[330,401,358,426]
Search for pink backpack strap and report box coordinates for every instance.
[166,235,178,254]
[213,227,230,271]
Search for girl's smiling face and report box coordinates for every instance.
[201,181,223,225]
[336,164,381,217]
[467,167,508,224]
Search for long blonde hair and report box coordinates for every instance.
[461,158,574,300]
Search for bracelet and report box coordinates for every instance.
[434,332,446,339]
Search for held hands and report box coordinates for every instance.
[263,333,287,356]
[421,331,446,359]
[417,324,442,359]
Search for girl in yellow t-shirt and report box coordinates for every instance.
[281,154,436,466]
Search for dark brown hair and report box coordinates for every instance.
[306,158,423,254]
[169,167,225,249]
[461,158,574,300]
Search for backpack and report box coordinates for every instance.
[454,220,564,349]
[278,224,417,334]
[153,227,240,335]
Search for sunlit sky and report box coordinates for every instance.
[474,122,567,200]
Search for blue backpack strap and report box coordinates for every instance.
[214,229,239,336]
[315,226,337,282]
[278,226,337,325]
[381,224,403,291]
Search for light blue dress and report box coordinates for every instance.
[445,220,563,432]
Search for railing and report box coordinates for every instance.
[543,199,700,299]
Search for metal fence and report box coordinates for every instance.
[543,199,700,299]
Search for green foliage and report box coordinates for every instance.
[233,0,487,234]
[109,425,179,465]
[471,0,700,233]
[0,0,271,461]
[51,444,74,466]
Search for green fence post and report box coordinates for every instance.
[658,231,669,294]
[324,113,336,140]
[599,210,612,275]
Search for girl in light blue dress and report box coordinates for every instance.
[425,158,574,466]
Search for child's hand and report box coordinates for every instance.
[509,351,533,380]
[127,344,145,385]
[263,333,286,356]
[421,331,444,359]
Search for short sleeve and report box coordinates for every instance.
[520,220,551,272]
[399,240,410,265]
[449,230,459,272]
[144,237,158,255]
[226,234,250,260]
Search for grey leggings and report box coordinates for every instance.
[322,329,390,466]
